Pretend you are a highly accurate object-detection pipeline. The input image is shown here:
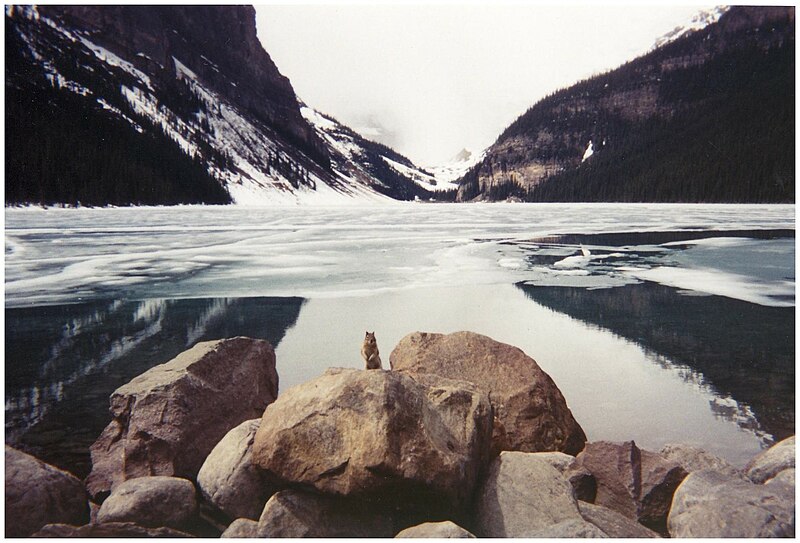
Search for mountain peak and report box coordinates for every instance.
[651,6,729,50]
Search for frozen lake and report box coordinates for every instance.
[5,203,795,476]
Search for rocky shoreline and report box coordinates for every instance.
[5,333,795,538]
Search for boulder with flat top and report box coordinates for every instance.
[251,368,493,520]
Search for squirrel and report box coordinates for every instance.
[361,331,382,370]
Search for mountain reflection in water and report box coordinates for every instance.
[517,281,795,443]
[5,297,304,477]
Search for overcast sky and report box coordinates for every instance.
[256,3,718,166]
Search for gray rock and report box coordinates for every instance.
[667,468,794,537]
[197,418,275,520]
[578,501,660,538]
[531,451,597,502]
[766,467,795,488]
[395,521,476,538]
[96,476,197,530]
[474,451,582,537]
[390,331,586,455]
[32,521,193,537]
[659,443,741,477]
[745,435,795,484]
[252,368,492,516]
[221,518,259,538]
[575,441,686,533]
[257,488,394,538]
[86,337,278,500]
[529,518,609,538]
[5,445,89,537]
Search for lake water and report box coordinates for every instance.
[5,203,795,477]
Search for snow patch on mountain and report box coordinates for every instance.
[652,6,729,50]
[424,148,483,188]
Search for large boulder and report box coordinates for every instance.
[659,443,740,478]
[86,337,278,500]
[252,368,492,519]
[577,502,660,538]
[5,446,89,537]
[574,441,687,534]
[395,521,476,538]
[528,518,609,538]
[96,476,198,530]
[667,468,794,537]
[197,418,275,521]
[32,522,193,537]
[473,451,582,537]
[745,435,795,484]
[390,331,586,455]
[257,489,395,538]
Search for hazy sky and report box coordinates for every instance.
[256,3,717,166]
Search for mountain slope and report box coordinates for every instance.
[5,5,440,206]
[457,6,795,203]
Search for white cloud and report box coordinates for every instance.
[256,2,717,165]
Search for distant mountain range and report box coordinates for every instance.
[5,5,447,206]
[457,6,795,202]
[5,5,794,206]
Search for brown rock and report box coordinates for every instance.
[5,445,89,537]
[530,451,597,503]
[395,521,476,538]
[32,521,193,537]
[86,337,278,500]
[257,489,394,538]
[390,331,586,455]
[575,441,686,534]
[578,501,660,538]
[252,368,492,519]
[221,518,259,538]
[659,443,741,478]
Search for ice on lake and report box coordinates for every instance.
[4,203,795,473]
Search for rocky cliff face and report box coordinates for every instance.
[6,5,441,205]
[458,6,795,203]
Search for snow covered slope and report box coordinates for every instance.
[6,5,442,206]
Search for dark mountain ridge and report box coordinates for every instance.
[457,6,795,203]
[5,5,440,205]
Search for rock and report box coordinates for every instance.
[197,418,275,521]
[96,476,197,530]
[86,337,278,500]
[577,502,660,538]
[667,468,794,537]
[574,441,686,534]
[5,445,89,537]
[659,443,741,477]
[395,521,476,538]
[221,518,259,538]
[390,331,586,455]
[529,518,609,538]
[638,449,689,533]
[766,467,795,488]
[257,489,394,538]
[32,522,193,537]
[252,368,492,518]
[474,451,582,537]
[745,435,795,484]
[530,451,597,502]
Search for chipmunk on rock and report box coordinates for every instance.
[361,331,382,370]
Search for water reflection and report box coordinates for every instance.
[517,281,795,443]
[5,297,304,477]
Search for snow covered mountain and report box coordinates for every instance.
[6,5,444,206]
[651,6,729,50]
